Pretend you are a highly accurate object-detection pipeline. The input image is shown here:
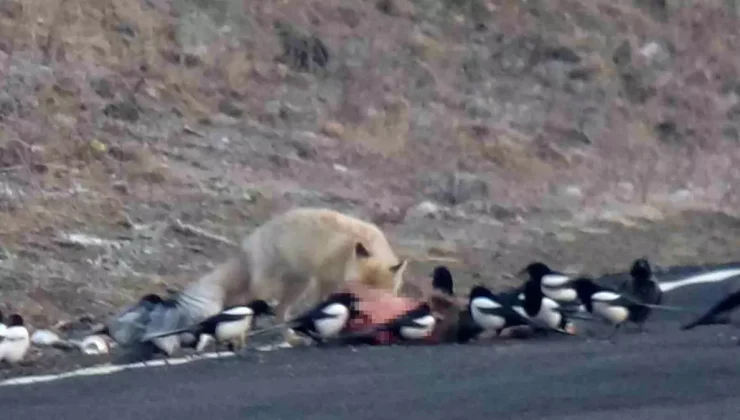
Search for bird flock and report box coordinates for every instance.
[4,257,740,369]
[83,257,740,361]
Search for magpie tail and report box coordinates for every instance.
[640,302,698,313]
[140,325,196,342]
[243,321,295,338]
[551,310,599,322]
[681,314,731,331]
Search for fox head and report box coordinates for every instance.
[346,242,408,295]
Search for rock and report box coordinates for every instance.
[668,189,693,204]
[544,185,584,211]
[616,181,635,199]
[538,45,581,64]
[208,114,240,126]
[376,0,415,18]
[218,98,244,118]
[112,180,130,195]
[370,203,405,225]
[655,120,681,145]
[638,41,670,64]
[405,200,442,221]
[463,96,493,119]
[31,329,61,347]
[0,0,21,19]
[554,231,577,243]
[0,92,16,117]
[90,77,115,99]
[103,100,139,122]
[274,20,330,72]
[612,40,632,68]
[114,22,137,39]
[78,335,111,355]
[337,6,362,28]
[321,120,345,138]
[287,138,317,160]
[265,100,303,123]
[723,126,739,143]
[542,124,593,147]
[421,172,490,205]
[562,185,583,199]
[460,200,520,221]
[409,31,445,61]
[634,0,669,22]
[536,61,571,89]
[620,68,656,104]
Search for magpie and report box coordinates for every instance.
[567,277,688,339]
[455,309,486,344]
[0,314,31,365]
[97,293,167,342]
[103,293,190,362]
[426,266,473,344]
[291,292,362,343]
[516,275,577,336]
[248,292,362,345]
[681,288,740,331]
[519,262,581,306]
[377,302,437,342]
[468,285,531,337]
[335,301,439,346]
[431,266,454,296]
[620,258,663,330]
[142,299,275,354]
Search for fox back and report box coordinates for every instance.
[181,207,408,319]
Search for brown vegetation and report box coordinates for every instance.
[2,0,740,370]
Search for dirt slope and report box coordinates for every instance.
[1,0,740,371]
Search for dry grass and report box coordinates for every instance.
[2,0,740,330]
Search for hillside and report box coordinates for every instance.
[2,0,740,356]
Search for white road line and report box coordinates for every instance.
[0,351,245,388]
[659,268,740,292]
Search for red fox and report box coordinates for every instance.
[140,207,409,351]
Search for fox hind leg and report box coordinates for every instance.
[275,275,316,347]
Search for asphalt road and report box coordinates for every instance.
[3,264,740,420]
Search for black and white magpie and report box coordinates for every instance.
[423,267,481,344]
[0,314,31,365]
[142,299,275,354]
[517,275,577,336]
[377,302,437,342]
[519,262,581,306]
[681,288,740,331]
[467,285,531,336]
[290,292,362,343]
[431,266,454,296]
[248,292,362,345]
[334,302,439,346]
[567,277,687,339]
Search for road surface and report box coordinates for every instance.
[2,264,740,420]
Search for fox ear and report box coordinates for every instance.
[355,242,371,258]
[390,260,408,274]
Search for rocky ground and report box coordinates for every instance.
[2,0,740,377]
